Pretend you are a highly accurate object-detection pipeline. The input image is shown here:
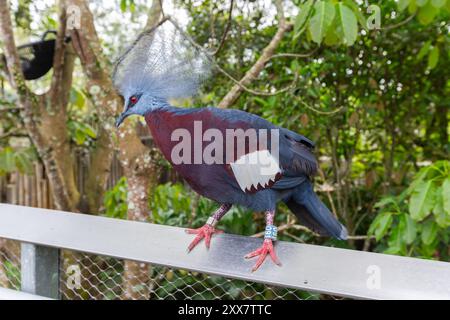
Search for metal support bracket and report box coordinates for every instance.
[21,243,60,299]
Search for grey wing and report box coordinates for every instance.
[207,107,317,191]
[279,128,318,178]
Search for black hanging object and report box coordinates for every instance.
[16,30,58,80]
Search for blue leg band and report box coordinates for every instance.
[264,225,278,241]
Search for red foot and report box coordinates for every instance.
[244,239,282,272]
[186,224,224,252]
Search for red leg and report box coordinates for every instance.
[185,204,231,252]
[245,239,281,272]
[245,210,281,272]
[185,224,224,252]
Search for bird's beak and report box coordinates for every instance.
[115,111,129,128]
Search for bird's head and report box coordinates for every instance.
[112,22,211,128]
[115,92,166,128]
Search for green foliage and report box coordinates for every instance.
[0,147,36,176]
[67,120,97,146]
[67,87,97,146]
[369,161,450,259]
[409,180,435,220]
[70,87,87,110]
[103,177,128,219]
[427,46,440,70]
[294,0,314,37]
[151,183,256,235]
[398,0,449,24]
[3,260,21,290]
[14,0,32,30]
[151,183,196,226]
[294,0,449,46]
[120,0,136,12]
[103,180,257,235]
[308,0,336,45]
[336,2,358,46]
[297,0,362,46]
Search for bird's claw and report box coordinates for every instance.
[186,224,224,252]
[245,239,282,272]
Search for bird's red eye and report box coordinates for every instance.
[130,96,138,104]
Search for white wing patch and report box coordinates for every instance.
[230,150,282,193]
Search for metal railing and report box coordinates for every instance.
[0,204,449,300]
[0,287,52,300]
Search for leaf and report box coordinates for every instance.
[442,177,450,215]
[46,17,57,29]
[129,0,136,12]
[308,0,336,45]
[294,0,314,37]
[343,0,367,29]
[120,0,127,12]
[417,1,439,25]
[383,246,402,255]
[431,0,446,8]
[374,196,398,209]
[253,97,268,107]
[74,130,86,145]
[427,46,439,69]
[336,3,358,46]
[407,166,430,195]
[417,40,431,60]
[0,147,15,172]
[416,0,429,6]
[433,190,450,228]
[369,212,393,241]
[14,150,34,175]
[398,0,411,11]
[421,220,438,246]
[81,123,97,139]
[70,87,86,109]
[408,0,418,13]
[409,180,436,221]
[323,17,340,46]
[387,221,406,254]
[403,214,417,244]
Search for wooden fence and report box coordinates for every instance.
[0,151,124,209]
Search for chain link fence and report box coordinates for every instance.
[0,238,317,300]
[0,239,21,292]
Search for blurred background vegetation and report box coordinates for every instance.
[0,0,449,299]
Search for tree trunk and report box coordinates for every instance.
[0,0,79,212]
[65,0,164,299]
[121,171,151,299]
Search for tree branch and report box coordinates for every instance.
[147,0,164,29]
[0,0,77,211]
[0,106,24,112]
[66,0,121,213]
[0,0,30,96]
[166,15,296,99]
[211,57,299,97]
[270,49,318,60]
[217,0,292,108]
[381,14,416,31]
[298,99,345,115]
[212,0,234,56]
[49,1,75,110]
[67,0,162,213]
[0,128,26,140]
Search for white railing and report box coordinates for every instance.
[0,287,52,300]
[0,204,449,300]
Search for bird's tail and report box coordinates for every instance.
[284,180,348,240]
